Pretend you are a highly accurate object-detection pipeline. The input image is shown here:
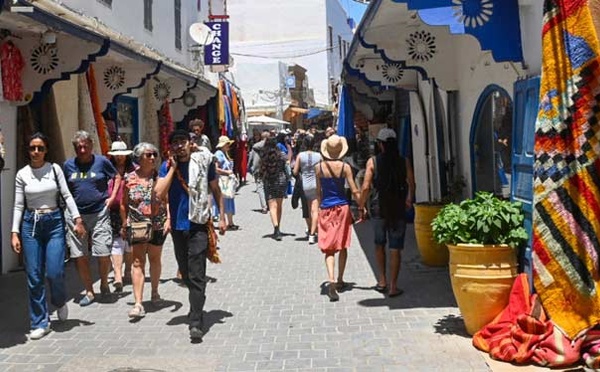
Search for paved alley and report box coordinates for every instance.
[0,179,491,372]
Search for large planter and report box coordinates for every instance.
[448,243,518,335]
[414,204,449,266]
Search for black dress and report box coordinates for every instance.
[263,154,288,201]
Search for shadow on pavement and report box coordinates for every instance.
[144,299,183,314]
[166,309,233,334]
[433,314,470,338]
[353,220,457,310]
[51,319,95,333]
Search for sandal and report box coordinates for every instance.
[227,224,240,231]
[335,281,347,291]
[151,293,162,305]
[388,289,404,298]
[128,304,145,318]
[374,284,388,293]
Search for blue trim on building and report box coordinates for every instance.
[356,34,430,80]
[171,79,198,103]
[32,39,110,105]
[469,84,512,196]
[109,61,162,113]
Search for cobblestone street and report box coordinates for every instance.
[0,179,491,371]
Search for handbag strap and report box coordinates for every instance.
[51,163,66,208]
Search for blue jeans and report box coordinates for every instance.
[373,218,407,249]
[21,209,66,329]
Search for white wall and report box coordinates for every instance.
[0,104,18,274]
[56,0,201,68]
[326,0,354,100]
[519,2,543,75]
[228,0,352,108]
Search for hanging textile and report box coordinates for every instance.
[218,81,225,130]
[231,88,240,122]
[0,41,24,102]
[336,85,354,140]
[235,136,247,183]
[78,74,101,154]
[159,100,174,158]
[532,0,600,339]
[223,96,234,137]
[86,65,110,155]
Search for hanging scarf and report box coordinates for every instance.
[0,41,24,102]
[86,65,110,155]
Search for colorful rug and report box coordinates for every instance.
[533,0,600,339]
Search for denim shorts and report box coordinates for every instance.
[373,218,407,249]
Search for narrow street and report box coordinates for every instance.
[0,178,490,371]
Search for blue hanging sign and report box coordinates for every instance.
[204,21,229,65]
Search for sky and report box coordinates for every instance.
[340,0,368,27]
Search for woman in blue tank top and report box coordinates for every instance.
[315,135,360,302]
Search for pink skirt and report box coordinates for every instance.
[318,204,352,253]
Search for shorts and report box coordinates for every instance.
[66,206,112,258]
[148,229,168,246]
[111,236,131,255]
[373,218,407,249]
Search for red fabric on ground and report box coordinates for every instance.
[473,273,581,368]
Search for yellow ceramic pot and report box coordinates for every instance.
[447,243,518,335]
[414,204,449,266]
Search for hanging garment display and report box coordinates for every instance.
[159,100,174,158]
[86,65,110,154]
[78,74,102,154]
[532,0,600,339]
[0,41,25,102]
[218,80,225,130]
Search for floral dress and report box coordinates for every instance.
[125,171,167,241]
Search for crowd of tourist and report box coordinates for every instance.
[10,120,414,342]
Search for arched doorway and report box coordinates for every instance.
[470,86,513,197]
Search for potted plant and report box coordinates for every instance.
[414,176,465,266]
[431,191,528,335]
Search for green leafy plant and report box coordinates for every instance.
[431,191,528,248]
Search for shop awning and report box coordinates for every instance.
[14,0,216,94]
[344,0,525,91]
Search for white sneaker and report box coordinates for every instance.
[57,303,68,321]
[29,327,51,340]
[308,234,317,245]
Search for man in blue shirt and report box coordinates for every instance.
[63,131,119,306]
[155,129,226,341]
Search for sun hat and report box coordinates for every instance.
[107,141,133,156]
[377,128,397,142]
[320,134,348,160]
[216,135,234,149]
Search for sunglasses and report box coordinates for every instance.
[29,145,46,152]
[144,152,158,159]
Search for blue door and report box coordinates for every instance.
[511,76,540,277]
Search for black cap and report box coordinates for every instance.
[168,129,190,144]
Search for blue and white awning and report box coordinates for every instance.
[344,0,525,92]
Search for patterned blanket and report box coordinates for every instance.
[533,0,600,339]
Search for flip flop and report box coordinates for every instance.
[388,289,404,298]
[374,284,387,293]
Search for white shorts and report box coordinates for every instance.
[111,236,131,255]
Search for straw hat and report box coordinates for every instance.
[320,135,348,160]
[216,136,234,149]
[107,141,132,156]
